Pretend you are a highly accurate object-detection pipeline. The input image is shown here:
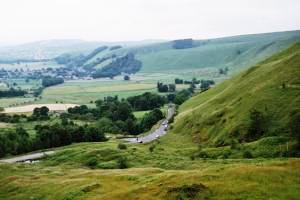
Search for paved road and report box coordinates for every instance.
[124,104,175,144]
[0,151,55,163]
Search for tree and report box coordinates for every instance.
[168,84,176,92]
[290,111,300,148]
[40,106,49,116]
[175,78,183,84]
[247,109,267,141]
[117,156,128,169]
[139,108,164,132]
[124,75,130,81]
[84,126,106,142]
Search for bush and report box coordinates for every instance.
[117,156,128,169]
[289,111,300,148]
[86,157,98,168]
[118,143,127,150]
[243,150,253,159]
[149,144,155,153]
[198,151,209,158]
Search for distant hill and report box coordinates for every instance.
[0,39,166,61]
[172,42,300,156]
[81,30,300,75]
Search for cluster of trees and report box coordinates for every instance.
[199,80,215,91]
[0,113,26,123]
[157,82,176,93]
[175,78,184,84]
[167,89,194,105]
[0,88,27,98]
[127,92,167,111]
[109,45,122,51]
[28,106,50,121]
[245,109,268,142]
[42,76,64,87]
[84,55,116,69]
[55,46,108,68]
[219,67,229,75]
[92,53,142,78]
[172,39,194,49]
[139,108,164,132]
[66,95,164,135]
[0,121,107,158]
[35,120,106,149]
[0,106,50,124]
[0,127,33,157]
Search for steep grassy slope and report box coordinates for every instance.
[174,43,300,151]
[84,30,300,73]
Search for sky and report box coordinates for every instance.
[0,0,299,45]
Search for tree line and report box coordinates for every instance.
[42,76,64,87]
[0,88,27,98]
[0,121,107,158]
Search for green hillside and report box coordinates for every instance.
[84,30,300,74]
[173,42,300,157]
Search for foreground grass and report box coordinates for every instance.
[0,157,299,200]
[0,132,299,200]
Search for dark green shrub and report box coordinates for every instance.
[243,150,253,159]
[149,144,155,153]
[118,143,127,150]
[117,157,128,169]
[86,157,98,168]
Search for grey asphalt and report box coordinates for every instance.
[123,104,175,144]
[0,151,55,163]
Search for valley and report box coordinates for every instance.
[0,32,300,200]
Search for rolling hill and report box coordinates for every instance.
[172,42,300,157]
[81,30,300,75]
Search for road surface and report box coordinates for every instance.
[123,104,175,144]
[0,151,55,163]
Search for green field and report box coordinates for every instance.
[0,76,191,108]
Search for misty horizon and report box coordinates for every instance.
[0,0,299,45]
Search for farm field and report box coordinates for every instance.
[0,76,191,108]
[3,103,78,113]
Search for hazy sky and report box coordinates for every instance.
[0,0,299,44]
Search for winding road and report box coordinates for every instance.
[0,105,175,163]
[123,104,175,143]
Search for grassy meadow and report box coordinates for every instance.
[0,132,299,200]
